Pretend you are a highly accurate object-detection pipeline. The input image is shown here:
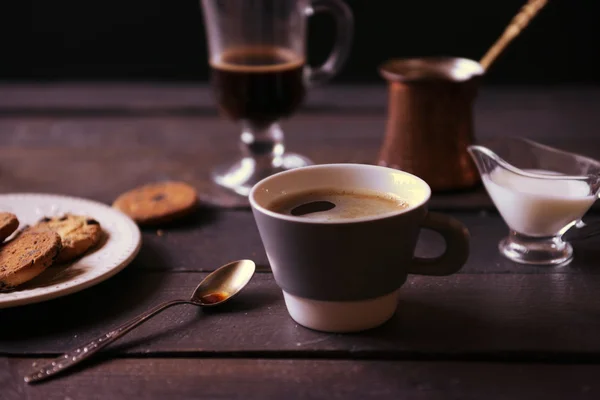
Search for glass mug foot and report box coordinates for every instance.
[499,231,573,266]
[212,153,313,197]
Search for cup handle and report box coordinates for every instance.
[304,0,354,86]
[407,212,470,276]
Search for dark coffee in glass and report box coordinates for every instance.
[211,47,305,128]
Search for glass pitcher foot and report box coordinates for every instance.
[499,231,573,266]
[212,153,313,197]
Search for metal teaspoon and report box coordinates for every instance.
[24,259,256,384]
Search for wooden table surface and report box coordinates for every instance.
[1,84,600,399]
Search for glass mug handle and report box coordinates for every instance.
[304,0,354,86]
[407,212,471,276]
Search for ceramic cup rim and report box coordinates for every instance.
[249,163,432,225]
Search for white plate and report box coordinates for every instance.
[0,193,141,308]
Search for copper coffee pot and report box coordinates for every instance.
[377,0,547,191]
[378,57,484,191]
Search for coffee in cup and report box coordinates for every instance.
[268,188,409,221]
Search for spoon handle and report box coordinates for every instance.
[24,299,190,384]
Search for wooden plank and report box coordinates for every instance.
[0,84,599,119]
[2,112,600,155]
[0,358,24,400]
[132,210,600,274]
[0,114,388,149]
[131,209,269,272]
[2,272,600,358]
[0,83,386,111]
[1,84,600,153]
[5,357,600,400]
[417,212,600,275]
[0,142,371,209]
[2,139,600,211]
[1,146,600,273]
[2,107,600,209]
[3,140,600,274]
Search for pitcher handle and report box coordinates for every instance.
[304,0,354,86]
[407,212,470,276]
[562,220,600,242]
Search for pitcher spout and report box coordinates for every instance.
[467,145,502,177]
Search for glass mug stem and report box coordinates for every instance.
[214,122,311,196]
[240,123,285,165]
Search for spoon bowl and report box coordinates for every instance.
[192,259,256,306]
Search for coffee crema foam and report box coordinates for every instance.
[268,188,409,221]
[210,47,305,72]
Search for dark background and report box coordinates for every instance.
[3,0,599,84]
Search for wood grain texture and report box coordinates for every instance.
[1,85,600,153]
[0,137,376,209]
[0,84,385,111]
[0,141,496,210]
[0,140,550,211]
[2,111,600,156]
[2,114,600,209]
[129,209,600,274]
[1,144,600,272]
[2,86,600,210]
[0,358,25,400]
[2,85,600,397]
[1,84,599,120]
[2,272,600,358]
[3,171,598,273]
[142,206,600,275]
[4,357,600,400]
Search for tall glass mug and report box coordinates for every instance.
[201,0,353,196]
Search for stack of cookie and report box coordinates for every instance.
[1,181,198,290]
[0,212,103,290]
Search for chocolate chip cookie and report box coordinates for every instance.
[0,212,19,242]
[113,181,198,225]
[33,214,103,263]
[0,230,61,289]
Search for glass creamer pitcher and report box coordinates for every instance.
[468,137,600,265]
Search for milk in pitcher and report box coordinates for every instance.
[483,168,596,237]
